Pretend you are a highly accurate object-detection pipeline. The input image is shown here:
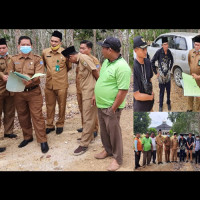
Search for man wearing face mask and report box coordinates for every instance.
[42,30,72,135]
[0,38,17,140]
[10,36,49,153]
[187,35,200,111]
[164,132,171,163]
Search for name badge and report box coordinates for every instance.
[55,60,60,71]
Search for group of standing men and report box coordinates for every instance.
[0,30,131,171]
[133,34,200,112]
[134,130,200,170]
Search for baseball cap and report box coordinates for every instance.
[97,36,121,51]
[133,36,147,49]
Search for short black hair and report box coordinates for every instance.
[18,36,32,45]
[80,40,93,49]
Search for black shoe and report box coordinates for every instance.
[77,128,83,132]
[159,106,163,112]
[18,138,33,148]
[41,142,49,153]
[4,133,17,138]
[0,147,6,153]
[168,104,171,111]
[93,131,98,138]
[46,128,55,134]
[187,110,192,112]
[160,162,163,164]
[56,127,63,134]
[153,161,156,164]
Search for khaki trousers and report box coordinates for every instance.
[98,108,123,165]
[187,96,200,111]
[171,149,177,161]
[0,94,15,134]
[157,146,163,163]
[77,92,99,132]
[80,98,97,147]
[45,87,68,128]
[14,86,47,143]
[165,148,170,162]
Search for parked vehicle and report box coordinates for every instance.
[147,32,200,87]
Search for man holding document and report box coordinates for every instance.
[187,35,200,111]
[8,36,49,153]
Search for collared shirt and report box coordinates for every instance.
[155,135,164,147]
[76,54,101,94]
[134,137,142,152]
[42,47,72,90]
[0,54,14,95]
[171,138,179,150]
[151,48,174,74]
[179,138,186,150]
[10,52,44,88]
[150,137,157,150]
[188,49,200,86]
[76,52,97,100]
[95,55,131,108]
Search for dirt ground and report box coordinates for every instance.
[133,150,200,171]
[0,69,133,171]
[152,74,200,112]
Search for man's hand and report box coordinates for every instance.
[91,95,96,106]
[2,75,8,82]
[192,73,200,80]
[22,79,33,87]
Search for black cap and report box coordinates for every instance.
[193,35,200,43]
[61,46,77,57]
[159,129,162,131]
[162,37,168,44]
[133,36,147,49]
[0,38,7,45]
[97,37,121,52]
[52,30,62,41]
[174,132,177,136]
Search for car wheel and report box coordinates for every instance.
[174,67,183,88]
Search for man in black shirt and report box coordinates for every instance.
[179,134,186,162]
[151,37,174,112]
[186,133,194,163]
[133,36,154,112]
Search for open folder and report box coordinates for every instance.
[6,72,46,92]
[182,72,200,97]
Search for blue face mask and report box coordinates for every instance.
[20,46,32,54]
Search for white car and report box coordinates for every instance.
[147,32,200,87]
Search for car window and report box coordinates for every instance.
[175,36,187,50]
[167,36,176,49]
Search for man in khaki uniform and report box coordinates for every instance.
[171,133,179,162]
[155,129,164,164]
[76,40,101,139]
[61,46,99,156]
[10,36,49,153]
[187,35,200,111]
[0,38,17,139]
[164,132,171,163]
[42,31,72,134]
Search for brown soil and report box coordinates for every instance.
[0,69,133,171]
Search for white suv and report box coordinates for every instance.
[147,32,200,87]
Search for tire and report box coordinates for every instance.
[173,67,183,88]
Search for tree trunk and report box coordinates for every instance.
[93,29,96,57]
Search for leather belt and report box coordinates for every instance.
[24,85,39,92]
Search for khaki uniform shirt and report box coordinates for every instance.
[42,47,72,90]
[164,137,171,150]
[171,138,179,150]
[188,49,200,86]
[76,54,100,94]
[76,53,97,100]
[0,55,14,95]
[10,52,44,88]
[156,135,164,148]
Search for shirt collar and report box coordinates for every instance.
[49,46,63,54]
[19,51,34,59]
[108,54,122,63]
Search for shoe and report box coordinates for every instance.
[186,160,188,163]
[73,146,88,156]
[93,131,98,138]
[168,104,171,111]
[77,128,83,132]
[187,110,192,112]
[46,128,55,134]
[138,164,141,167]
[107,159,120,171]
[95,150,109,159]
[0,147,6,153]
[56,127,63,134]
[41,142,49,153]
[160,162,163,164]
[159,106,163,112]
[4,133,17,138]
[153,162,156,164]
[18,138,33,148]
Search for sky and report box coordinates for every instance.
[149,112,173,128]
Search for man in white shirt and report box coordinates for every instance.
[150,132,157,164]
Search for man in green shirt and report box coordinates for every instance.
[142,132,153,167]
[94,36,131,171]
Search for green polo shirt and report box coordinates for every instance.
[94,56,131,108]
[142,137,152,151]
